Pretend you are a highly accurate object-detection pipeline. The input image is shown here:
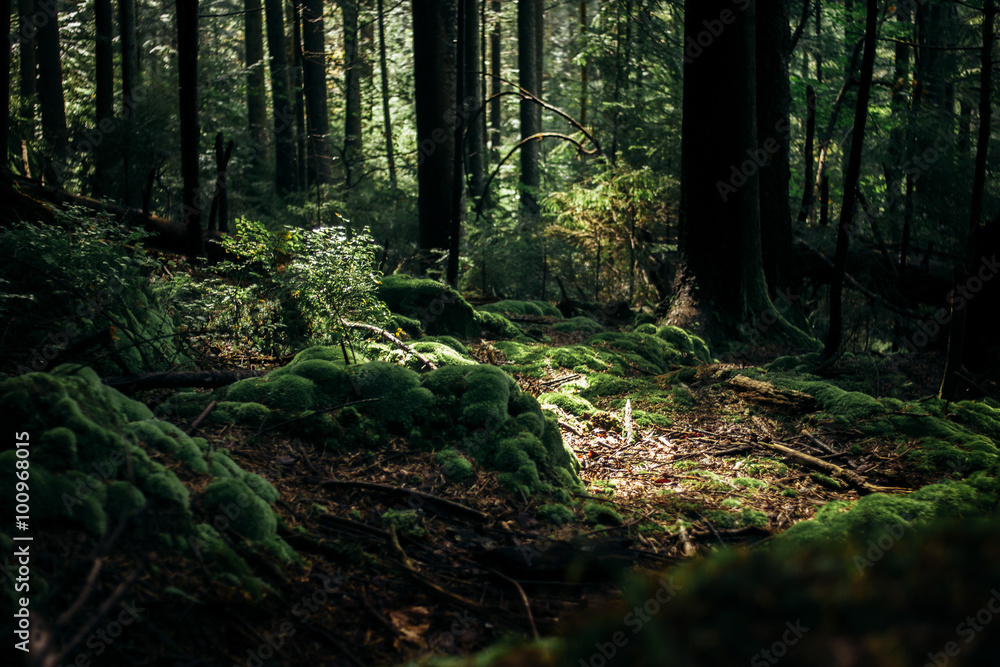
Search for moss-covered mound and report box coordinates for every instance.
[478,300,563,319]
[551,316,604,333]
[377,274,482,338]
[410,519,1000,666]
[0,365,295,607]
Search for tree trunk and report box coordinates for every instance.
[939,0,994,399]
[17,0,37,138]
[94,0,114,197]
[177,0,203,257]
[448,0,468,287]
[412,0,457,270]
[291,0,308,189]
[822,0,878,359]
[464,0,485,204]
[343,0,363,189]
[666,0,773,344]
[797,85,816,225]
[0,0,9,166]
[120,0,138,106]
[246,0,268,173]
[756,0,793,297]
[376,0,397,189]
[207,133,235,234]
[301,0,332,185]
[264,0,297,192]
[489,0,501,160]
[518,0,541,216]
[579,0,588,126]
[35,0,68,183]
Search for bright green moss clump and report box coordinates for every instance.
[551,316,603,333]
[478,300,563,319]
[538,392,598,417]
[377,274,481,337]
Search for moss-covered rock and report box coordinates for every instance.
[478,300,564,319]
[201,478,277,542]
[407,341,477,369]
[377,274,481,338]
[551,316,603,333]
[538,392,599,417]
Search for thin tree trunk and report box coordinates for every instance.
[120,0,138,106]
[343,0,363,189]
[36,0,68,183]
[797,85,816,225]
[246,0,268,172]
[822,0,878,359]
[376,0,396,189]
[464,0,485,204]
[448,0,468,287]
[1,0,9,166]
[17,0,36,137]
[518,0,541,215]
[939,0,994,399]
[264,0,297,192]
[580,0,588,126]
[292,1,308,189]
[177,0,203,257]
[207,132,235,233]
[489,0,501,160]
[301,0,332,185]
[94,0,114,197]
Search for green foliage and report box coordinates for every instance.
[381,509,426,537]
[537,503,575,525]
[582,501,623,526]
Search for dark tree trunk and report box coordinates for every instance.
[464,0,484,204]
[291,0,308,189]
[177,0,203,257]
[376,0,397,189]
[448,0,468,287]
[579,0,588,126]
[17,0,37,137]
[666,0,784,346]
[264,0,297,192]
[1,0,9,166]
[756,0,793,297]
[207,132,235,234]
[35,0,68,183]
[412,0,457,270]
[797,85,816,225]
[94,0,114,197]
[120,0,138,105]
[302,0,332,185]
[343,0,363,189]
[822,0,878,359]
[940,0,994,399]
[489,0,501,160]
[518,0,541,216]
[246,0,268,172]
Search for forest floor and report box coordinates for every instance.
[106,322,956,667]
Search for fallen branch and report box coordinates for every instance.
[341,320,437,370]
[758,440,894,494]
[321,479,488,524]
[185,400,218,435]
[101,369,264,392]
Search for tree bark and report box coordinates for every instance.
[518,0,541,216]
[376,0,397,189]
[265,0,298,192]
[35,0,68,183]
[412,0,457,270]
[120,0,138,106]
[756,0,793,297]
[464,0,485,205]
[343,0,363,189]
[94,0,114,197]
[301,0,332,185]
[207,133,235,234]
[939,0,994,399]
[797,85,816,225]
[579,0,588,126]
[246,0,268,173]
[177,0,203,257]
[448,0,468,287]
[2,0,11,166]
[489,0,501,160]
[822,0,878,359]
[17,0,37,137]
[291,0,308,189]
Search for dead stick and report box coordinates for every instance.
[487,568,539,640]
[758,441,893,494]
[321,480,488,523]
[341,320,438,370]
[185,400,218,435]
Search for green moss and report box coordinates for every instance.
[537,503,575,525]
[381,508,426,537]
[538,392,598,417]
[551,316,603,333]
[583,501,623,525]
[442,456,475,482]
[124,421,208,474]
[408,341,476,369]
[386,313,424,338]
[201,479,277,542]
[420,335,470,356]
[243,472,280,503]
[378,274,481,337]
[475,310,523,338]
[654,325,713,363]
[733,477,767,489]
[478,300,562,319]
[105,481,147,518]
[276,358,354,406]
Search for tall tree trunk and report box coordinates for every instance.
[177,0,203,257]
[464,0,484,205]
[1,0,10,166]
[120,0,138,106]
[94,0,114,197]
[343,0,363,189]
[797,85,816,225]
[35,0,68,183]
[17,0,36,137]
[579,0,588,125]
[376,0,396,189]
[814,0,822,82]
[412,0,457,271]
[246,0,268,173]
[489,0,501,160]
[666,0,774,344]
[264,0,297,192]
[518,0,541,216]
[756,0,793,297]
[822,0,878,359]
[448,0,468,287]
[291,0,308,189]
[939,0,994,399]
[301,0,332,185]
